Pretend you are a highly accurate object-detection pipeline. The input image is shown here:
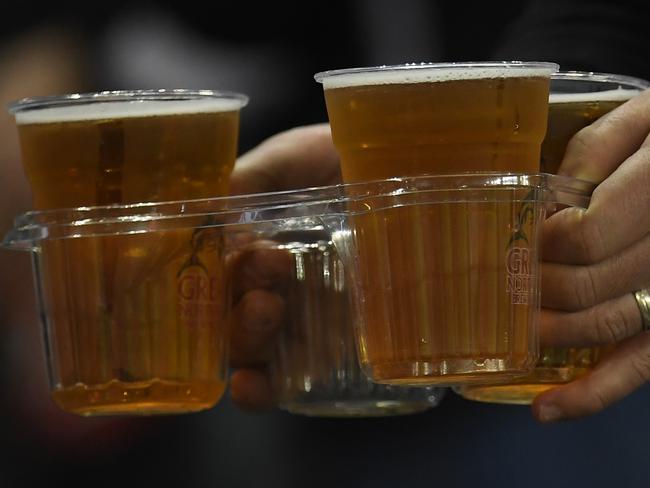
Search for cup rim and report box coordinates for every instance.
[3,172,594,250]
[551,71,650,90]
[7,89,250,115]
[314,61,559,85]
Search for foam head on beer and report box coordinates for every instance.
[548,88,642,104]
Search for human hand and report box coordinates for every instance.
[227,124,340,410]
[534,89,650,422]
[229,123,341,196]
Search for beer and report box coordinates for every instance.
[15,96,243,208]
[319,64,554,181]
[39,226,228,415]
[316,63,556,384]
[10,91,247,415]
[342,181,545,385]
[458,72,649,403]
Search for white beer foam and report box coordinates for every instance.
[321,66,554,89]
[549,88,641,104]
[15,98,243,125]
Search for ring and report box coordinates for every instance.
[633,289,650,332]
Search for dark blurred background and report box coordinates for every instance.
[1,1,649,486]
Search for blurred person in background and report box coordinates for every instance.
[1,1,649,486]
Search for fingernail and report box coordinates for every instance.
[537,403,564,423]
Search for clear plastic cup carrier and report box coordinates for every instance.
[3,173,591,415]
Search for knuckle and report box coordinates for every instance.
[629,345,650,383]
[579,369,617,416]
[592,304,633,344]
[574,209,609,264]
[566,125,599,158]
[570,266,601,310]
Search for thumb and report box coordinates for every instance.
[532,333,650,422]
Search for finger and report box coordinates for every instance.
[229,123,341,195]
[558,89,650,182]
[229,288,285,366]
[540,294,642,348]
[231,246,293,300]
[230,368,275,411]
[542,145,650,265]
[541,234,650,310]
[532,332,650,422]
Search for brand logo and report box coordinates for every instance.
[177,266,219,327]
[178,273,219,301]
[506,247,532,305]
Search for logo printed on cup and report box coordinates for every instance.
[177,272,220,301]
[506,247,532,305]
[177,254,220,328]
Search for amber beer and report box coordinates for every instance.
[316,63,556,384]
[15,94,243,208]
[320,64,554,181]
[10,90,247,415]
[458,72,649,403]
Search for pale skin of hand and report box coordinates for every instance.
[227,97,650,419]
[533,88,650,422]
